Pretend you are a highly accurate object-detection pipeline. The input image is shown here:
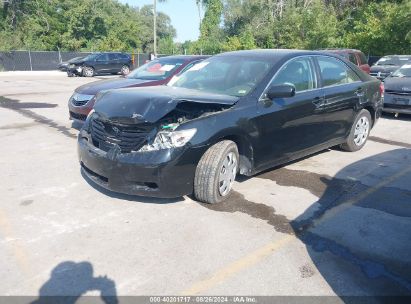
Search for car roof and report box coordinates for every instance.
[380,55,411,58]
[216,49,342,61]
[320,48,364,53]
[158,55,210,61]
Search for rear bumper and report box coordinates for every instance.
[383,93,411,114]
[383,106,411,114]
[78,132,208,198]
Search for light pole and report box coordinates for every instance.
[153,0,157,56]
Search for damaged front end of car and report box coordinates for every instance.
[77,86,238,197]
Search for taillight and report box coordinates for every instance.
[380,82,384,98]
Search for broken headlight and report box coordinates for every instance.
[138,128,197,152]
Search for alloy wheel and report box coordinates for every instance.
[353,116,369,146]
[121,65,130,75]
[218,152,237,196]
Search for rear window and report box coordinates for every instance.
[348,53,358,65]
[358,52,368,65]
[127,58,185,80]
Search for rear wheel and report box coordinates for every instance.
[194,140,238,204]
[341,109,371,152]
[82,66,94,77]
[121,65,130,75]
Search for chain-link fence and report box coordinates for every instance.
[0,50,169,71]
[0,50,382,72]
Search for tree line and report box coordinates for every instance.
[0,0,175,53]
[1,0,410,56]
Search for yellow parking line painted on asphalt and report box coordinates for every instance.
[180,235,294,295]
[181,165,411,295]
[0,208,31,275]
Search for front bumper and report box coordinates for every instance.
[78,132,208,198]
[68,96,95,121]
[67,66,83,76]
[383,93,411,114]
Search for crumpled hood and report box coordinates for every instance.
[76,78,154,95]
[371,65,399,74]
[93,86,239,124]
[384,77,411,92]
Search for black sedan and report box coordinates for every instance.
[78,50,382,204]
[382,64,411,115]
[67,52,132,77]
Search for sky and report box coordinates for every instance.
[120,0,201,42]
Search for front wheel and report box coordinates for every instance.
[194,140,239,204]
[340,109,372,152]
[82,66,94,77]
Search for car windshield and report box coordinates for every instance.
[376,57,411,66]
[391,64,411,77]
[127,58,185,80]
[169,56,274,97]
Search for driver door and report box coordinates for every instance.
[254,56,327,169]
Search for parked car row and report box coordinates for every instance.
[71,50,383,204]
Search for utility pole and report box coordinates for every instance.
[153,0,157,56]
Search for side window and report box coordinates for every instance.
[348,53,358,65]
[97,54,109,61]
[317,56,360,87]
[270,57,315,92]
[108,53,118,60]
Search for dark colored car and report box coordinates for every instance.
[68,55,208,121]
[57,57,84,71]
[382,63,411,115]
[322,49,371,74]
[78,50,382,204]
[370,55,411,80]
[66,52,132,77]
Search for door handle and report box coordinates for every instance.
[312,97,325,108]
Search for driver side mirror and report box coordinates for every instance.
[266,84,296,100]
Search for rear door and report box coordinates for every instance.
[254,56,328,168]
[315,55,364,143]
[108,53,121,72]
[94,54,110,73]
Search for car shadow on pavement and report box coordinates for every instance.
[81,169,185,204]
[0,96,76,139]
[31,261,118,304]
[291,148,411,299]
[199,148,411,299]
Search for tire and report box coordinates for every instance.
[340,109,372,152]
[194,140,239,204]
[121,65,130,75]
[82,66,94,77]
